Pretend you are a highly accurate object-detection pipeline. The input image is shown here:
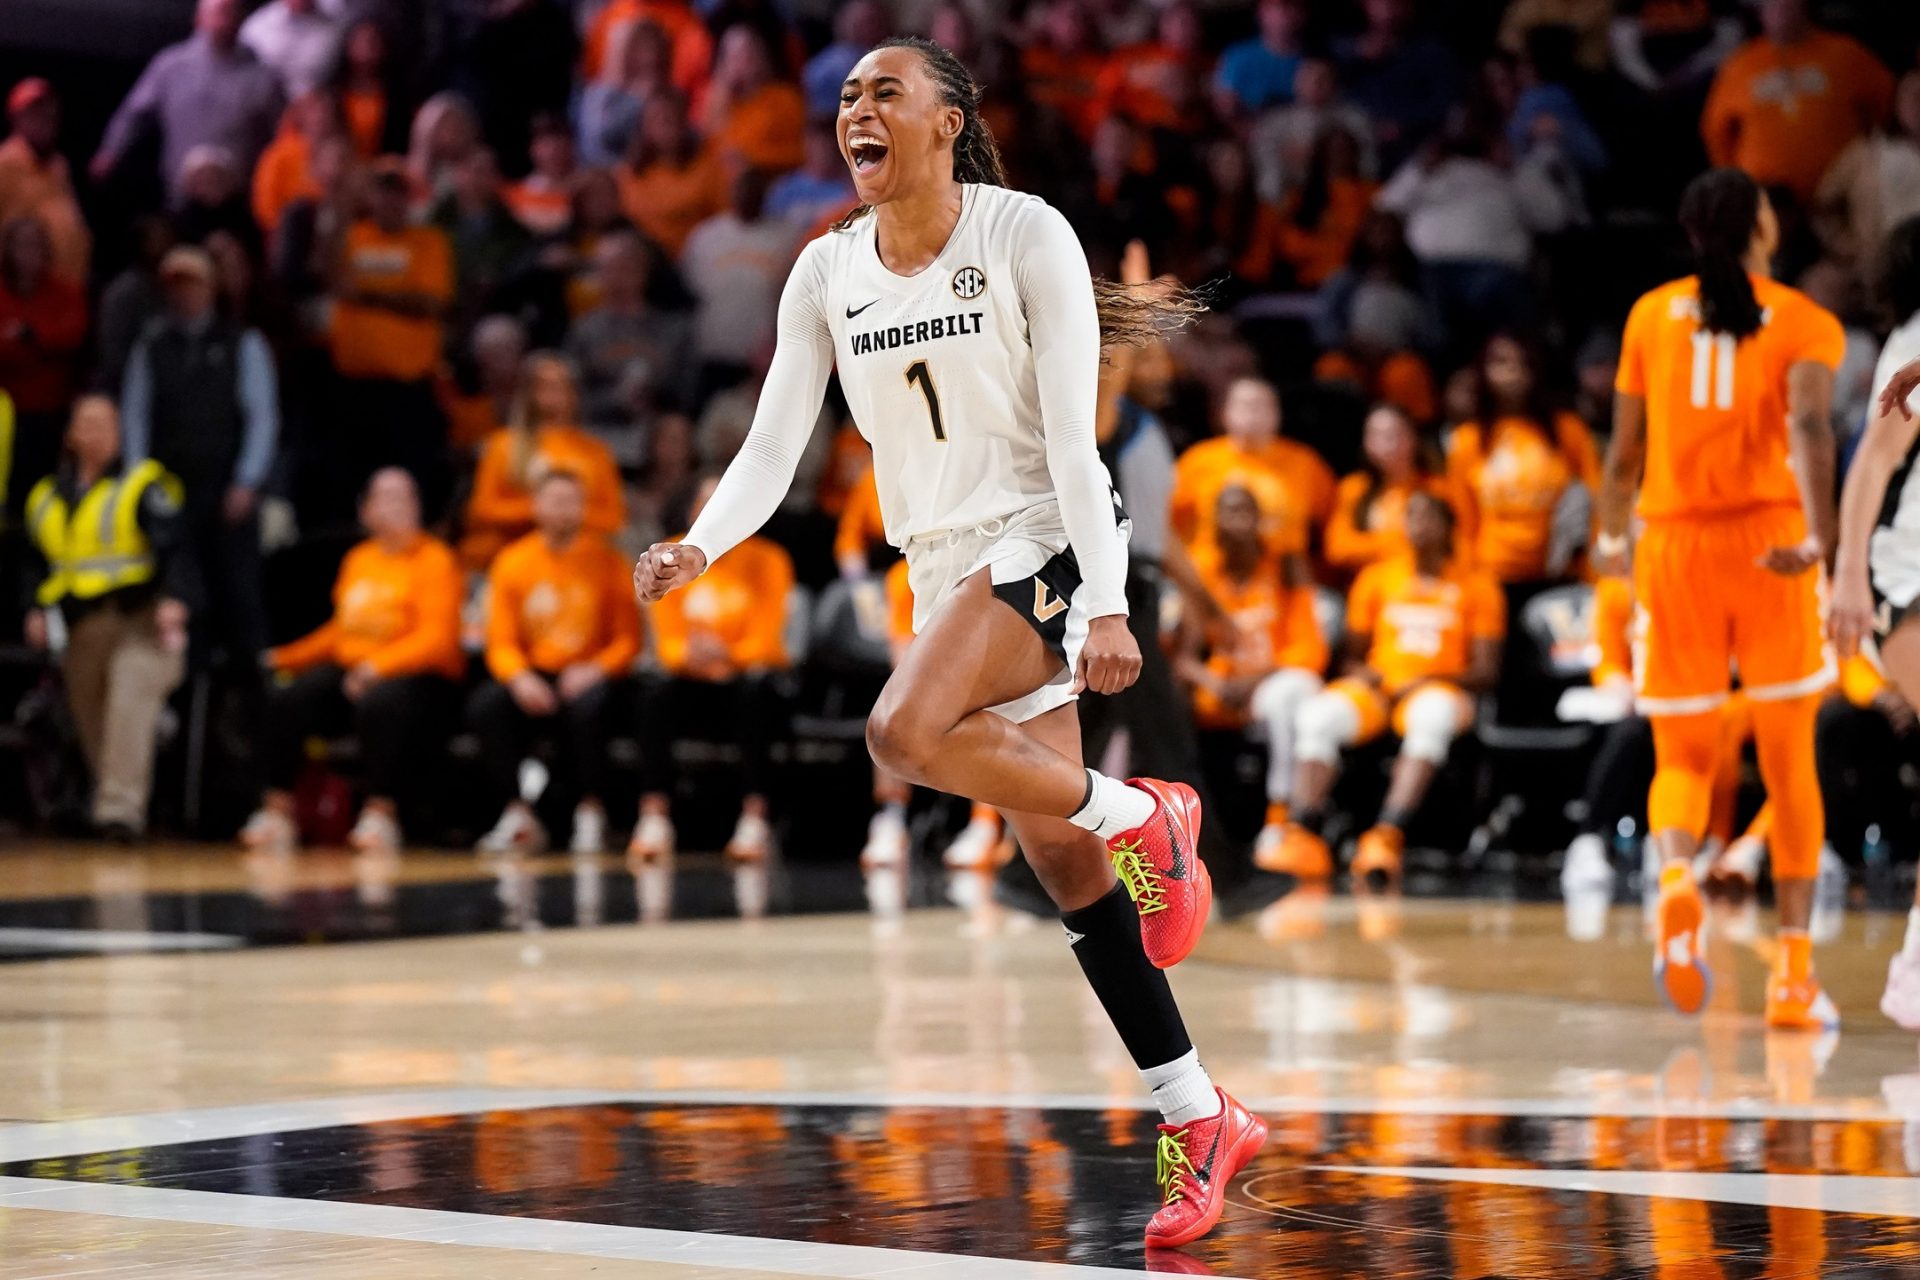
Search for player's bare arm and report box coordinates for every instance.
[1763,360,1837,576]
[1881,355,1920,421]
[1832,398,1920,654]
[1595,390,1646,577]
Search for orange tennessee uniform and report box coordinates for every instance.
[484,531,642,680]
[461,425,627,570]
[1171,436,1335,556]
[272,533,465,680]
[1188,545,1327,728]
[1589,574,1634,689]
[649,536,794,678]
[1331,556,1505,741]
[1325,472,1455,572]
[1446,412,1600,582]
[329,220,453,382]
[884,557,915,649]
[1616,273,1844,710]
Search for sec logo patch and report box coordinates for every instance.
[951,266,987,300]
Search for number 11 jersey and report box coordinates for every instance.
[1615,273,1845,523]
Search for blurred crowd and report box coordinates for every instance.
[3,0,1919,881]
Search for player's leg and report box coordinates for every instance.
[1701,695,1767,893]
[1748,692,1833,1028]
[1266,679,1381,878]
[1249,667,1323,862]
[867,569,1206,965]
[1649,709,1720,1014]
[1353,683,1471,885]
[998,705,1266,1248]
[1875,616,1920,1028]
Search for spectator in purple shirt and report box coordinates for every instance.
[92,0,286,200]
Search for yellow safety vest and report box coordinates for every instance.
[0,392,13,525]
[26,460,183,606]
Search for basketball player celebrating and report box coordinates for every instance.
[1831,219,1920,1029]
[1598,170,1843,1030]
[631,38,1265,1247]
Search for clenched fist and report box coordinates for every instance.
[634,541,708,603]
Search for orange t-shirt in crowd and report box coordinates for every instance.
[1021,46,1106,140]
[1348,555,1506,696]
[816,422,870,519]
[1325,472,1455,572]
[619,151,728,258]
[1094,45,1206,133]
[504,177,574,237]
[0,136,91,282]
[1589,573,1634,688]
[1702,30,1894,201]
[252,128,318,233]
[581,0,713,94]
[484,530,642,680]
[1616,274,1845,522]
[330,220,454,382]
[462,425,627,570]
[1189,544,1328,728]
[884,556,914,648]
[713,83,806,172]
[834,465,886,568]
[342,88,387,156]
[1446,412,1600,581]
[1171,435,1336,556]
[1263,178,1380,289]
[273,533,465,679]
[435,372,506,452]
[649,536,794,676]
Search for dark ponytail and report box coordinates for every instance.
[1679,168,1766,340]
[833,36,1205,349]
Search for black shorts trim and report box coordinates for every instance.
[991,546,1082,665]
[1873,587,1920,641]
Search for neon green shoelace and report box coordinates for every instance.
[1155,1128,1196,1205]
[1109,841,1167,915]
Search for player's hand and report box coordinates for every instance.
[634,541,707,603]
[1758,537,1823,576]
[1880,357,1920,421]
[1828,571,1876,658]
[1075,615,1142,696]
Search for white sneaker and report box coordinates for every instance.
[348,807,401,857]
[1883,949,1920,1031]
[476,805,548,857]
[942,816,1001,870]
[726,811,774,864]
[570,802,607,856]
[628,810,675,865]
[1812,845,1848,944]
[241,806,298,855]
[861,807,909,870]
[1561,833,1613,895]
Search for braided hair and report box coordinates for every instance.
[1679,169,1766,340]
[833,36,1205,349]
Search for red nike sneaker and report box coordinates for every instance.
[1144,1088,1269,1249]
[1107,778,1210,968]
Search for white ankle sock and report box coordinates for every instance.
[1067,771,1157,841]
[1141,1048,1222,1127]
[1904,907,1920,958]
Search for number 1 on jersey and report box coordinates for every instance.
[905,360,945,442]
[1689,330,1737,410]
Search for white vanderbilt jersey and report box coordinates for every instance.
[1871,313,1920,607]
[798,183,1109,544]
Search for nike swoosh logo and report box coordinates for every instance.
[1198,1122,1224,1181]
[1165,814,1186,881]
[846,299,879,319]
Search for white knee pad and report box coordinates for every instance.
[1250,668,1323,731]
[1399,687,1464,764]
[1251,668,1323,804]
[1293,690,1360,765]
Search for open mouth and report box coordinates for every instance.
[848,135,889,175]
